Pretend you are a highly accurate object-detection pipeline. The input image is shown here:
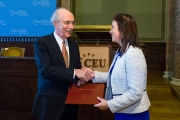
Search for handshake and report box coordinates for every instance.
[75,67,95,85]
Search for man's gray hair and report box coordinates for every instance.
[50,7,67,23]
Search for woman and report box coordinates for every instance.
[84,13,151,120]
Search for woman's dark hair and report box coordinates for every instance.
[113,13,141,55]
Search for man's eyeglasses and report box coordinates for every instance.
[57,21,76,26]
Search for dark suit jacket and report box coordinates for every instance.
[31,33,81,120]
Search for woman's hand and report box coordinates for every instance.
[94,97,109,110]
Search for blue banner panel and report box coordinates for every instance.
[0,0,56,37]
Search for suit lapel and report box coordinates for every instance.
[68,38,74,68]
[48,33,66,67]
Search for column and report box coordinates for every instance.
[163,0,174,78]
[61,0,71,10]
[166,0,180,86]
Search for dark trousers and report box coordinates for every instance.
[39,105,78,120]
[60,104,78,120]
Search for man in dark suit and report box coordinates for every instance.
[31,7,87,120]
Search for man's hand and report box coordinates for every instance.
[81,67,95,82]
[74,69,87,79]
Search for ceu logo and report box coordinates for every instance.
[10,29,18,34]
[33,19,41,25]
[32,0,40,6]
[81,53,106,68]
[10,10,28,16]
[81,94,89,99]
[10,10,18,16]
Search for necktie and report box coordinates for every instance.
[62,41,69,68]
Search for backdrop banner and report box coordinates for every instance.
[0,0,56,37]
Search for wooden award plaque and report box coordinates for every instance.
[65,83,105,104]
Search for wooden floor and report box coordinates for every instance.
[147,76,180,120]
[0,76,180,120]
